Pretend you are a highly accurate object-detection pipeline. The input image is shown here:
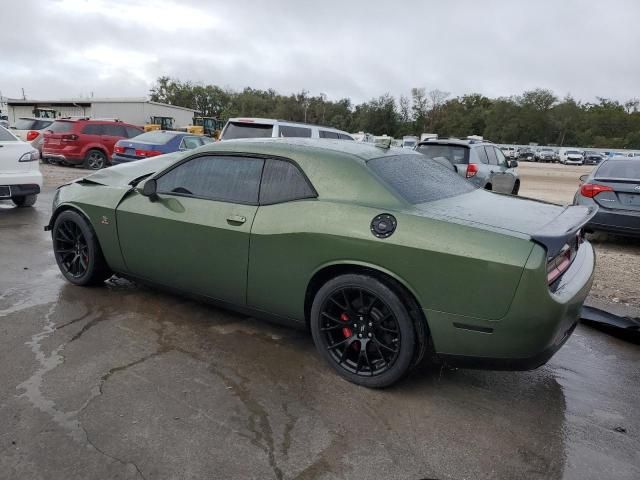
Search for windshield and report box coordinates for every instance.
[132,131,177,144]
[368,154,476,204]
[416,144,469,165]
[595,160,640,180]
[222,121,273,140]
[0,126,18,141]
[403,140,416,147]
[566,150,581,155]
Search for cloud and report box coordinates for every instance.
[1,0,639,104]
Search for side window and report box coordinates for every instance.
[279,125,312,138]
[493,147,507,166]
[156,155,264,204]
[126,126,142,138]
[181,136,202,150]
[259,159,316,205]
[103,124,126,137]
[475,147,489,164]
[338,133,354,140]
[319,130,340,139]
[485,146,498,165]
[81,124,104,135]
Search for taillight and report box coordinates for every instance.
[580,183,613,198]
[466,163,478,178]
[26,130,39,141]
[547,246,572,284]
[135,149,162,157]
[114,146,125,154]
[61,134,79,143]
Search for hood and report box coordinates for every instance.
[411,189,596,256]
[80,152,183,187]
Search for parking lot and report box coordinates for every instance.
[1,163,639,480]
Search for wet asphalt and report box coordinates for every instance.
[0,188,639,480]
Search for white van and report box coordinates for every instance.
[558,148,584,165]
[402,135,418,149]
[220,118,354,141]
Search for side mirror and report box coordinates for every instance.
[508,160,518,168]
[141,178,158,200]
[579,174,588,183]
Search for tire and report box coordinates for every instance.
[485,183,493,191]
[511,181,520,195]
[310,274,420,388]
[52,210,112,286]
[84,149,107,170]
[12,194,37,207]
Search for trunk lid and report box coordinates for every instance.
[412,189,596,256]
[0,140,33,173]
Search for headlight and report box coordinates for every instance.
[19,150,40,162]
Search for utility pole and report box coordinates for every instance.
[21,88,26,100]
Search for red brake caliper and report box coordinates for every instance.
[340,313,352,338]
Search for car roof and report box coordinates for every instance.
[416,139,493,148]
[227,117,349,133]
[210,137,419,162]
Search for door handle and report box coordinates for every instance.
[226,214,246,225]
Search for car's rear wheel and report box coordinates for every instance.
[84,149,106,170]
[12,194,37,207]
[310,274,419,388]
[52,210,112,286]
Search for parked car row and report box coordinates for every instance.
[500,145,640,166]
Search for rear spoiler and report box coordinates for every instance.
[531,205,598,257]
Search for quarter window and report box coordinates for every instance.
[82,124,104,135]
[279,125,312,138]
[156,155,264,204]
[181,136,202,150]
[474,146,489,164]
[126,126,143,138]
[103,124,126,137]
[259,159,316,204]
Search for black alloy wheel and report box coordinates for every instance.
[52,210,112,286]
[54,219,90,279]
[311,274,419,388]
[320,287,401,376]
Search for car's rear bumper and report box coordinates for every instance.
[0,171,43,189]
[110,154,141,165]
[587,208,640,237]
[426,242,595,370]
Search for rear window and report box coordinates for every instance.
[134,131,177,144]
[368,154,476,204]
[416,144,469,165]
[14,119,53,130]
[222,122,273,140]
[48,121,75,133]
[595,160,640,180]
[0,126,17,141]
[280,125,312,138]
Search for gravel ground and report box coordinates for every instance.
[41,161,640,315]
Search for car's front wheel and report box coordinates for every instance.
[52,210,112,286]
[12,194,37,207]
[310,274,420,388]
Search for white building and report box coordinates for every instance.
[5,97,199,128]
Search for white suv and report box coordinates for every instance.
[0,126,43,207]
[220,118,354,141]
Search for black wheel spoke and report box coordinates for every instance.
[378,324,398,334]
[375,338,398,354]
[54,220,90,279]
[321,324,346,332]
[321,311,344,325]
[327,336,353,351]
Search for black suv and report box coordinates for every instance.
[415,139,520,195]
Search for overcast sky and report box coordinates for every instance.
[2,0,639,105]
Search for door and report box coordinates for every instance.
[116,154,264,305]
[493,146,516,193]
[484,146,513,193]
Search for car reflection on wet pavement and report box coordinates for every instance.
[1,190,638,480]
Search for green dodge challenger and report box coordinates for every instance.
[47,139,596,387]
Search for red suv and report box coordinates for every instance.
[43,119,143,169]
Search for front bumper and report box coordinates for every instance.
[427,241,595,370]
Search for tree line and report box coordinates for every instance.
[150,76,640,148]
